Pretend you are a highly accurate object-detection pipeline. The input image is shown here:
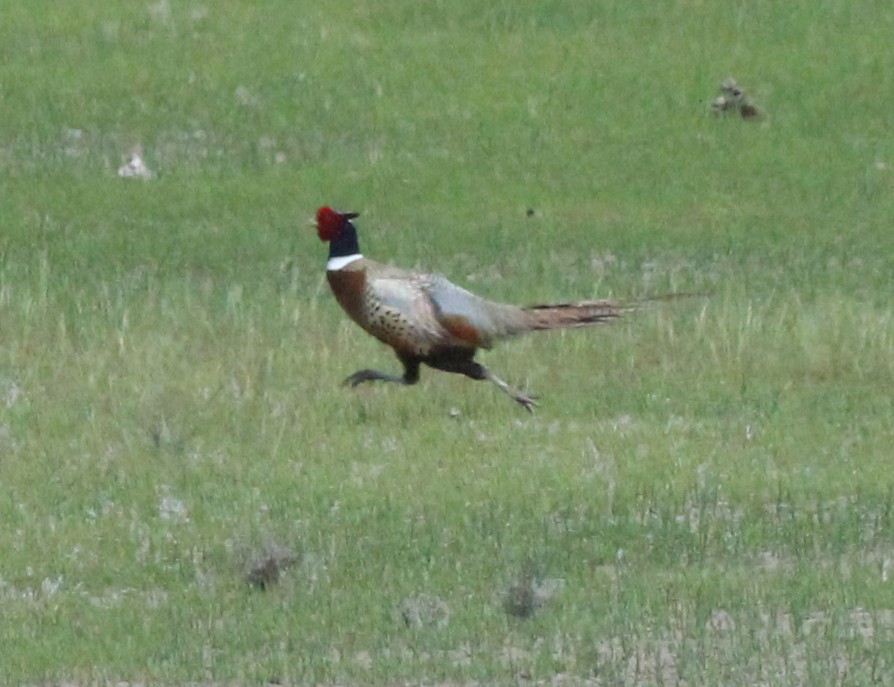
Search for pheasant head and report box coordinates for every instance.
[315,206,362,267]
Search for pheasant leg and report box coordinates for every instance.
[344,369,409,387]
[482,369,538,413]
[425,353,537,412]
[344,356,420,388]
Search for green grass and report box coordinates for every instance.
[2,1,894,684]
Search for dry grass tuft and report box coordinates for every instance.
[244,542,299,590]
[502,566,563,620]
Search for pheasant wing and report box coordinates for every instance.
[365,272,448,353]
[368,273,427,316]
[425,275,529,349]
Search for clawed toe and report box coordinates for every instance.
[482,369,539,412]
[513,393,539,413]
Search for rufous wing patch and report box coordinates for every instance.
[440,314,483,348]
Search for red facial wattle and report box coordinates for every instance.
[315,206,342,242]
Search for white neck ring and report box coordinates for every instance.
[326,253,363,271]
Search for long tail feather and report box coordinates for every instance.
[523,299,632,331]
[522,292,708,332]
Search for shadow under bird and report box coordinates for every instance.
[315,206,633,411]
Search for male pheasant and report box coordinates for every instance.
[315,206,628,411]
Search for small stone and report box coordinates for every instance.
[118,147,154,179]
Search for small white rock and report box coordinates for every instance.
[118,149,154,179]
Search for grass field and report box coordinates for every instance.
[2,1,894,685]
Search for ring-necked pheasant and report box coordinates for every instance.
[315,206,630,411]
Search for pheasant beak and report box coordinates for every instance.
[309,211,358,227]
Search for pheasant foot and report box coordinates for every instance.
[344,369,409,387]
[484,370,538,413]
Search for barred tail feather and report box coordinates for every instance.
[523,299,632,331]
